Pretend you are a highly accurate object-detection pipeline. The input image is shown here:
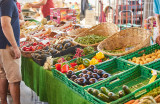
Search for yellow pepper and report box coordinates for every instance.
[90,58,99,65]
[78,64,85,70]
[96,52,105,60]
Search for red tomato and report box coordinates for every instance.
[33,42,37,46]
[29,46,33,51]
[23,47,26,51]
[32,48,35,52]
[39,42,43,45]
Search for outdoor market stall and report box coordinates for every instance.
[19,17,160,104]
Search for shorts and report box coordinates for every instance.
[0,45,21,83]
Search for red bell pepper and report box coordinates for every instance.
[70,63,77,68]
[61,64,69,73]
[97,59,102,62]
[55,64,61,71]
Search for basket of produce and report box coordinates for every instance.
[120,44,160,65]
[68,28,88,38]
[97,27,150,56]
[73,23,119,47]
[85,65,160,104]
[21,41,50,58]
[52,58,135,97]
[31,50,52,66]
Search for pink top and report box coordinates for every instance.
[16,2,21,13]
[41,0,54,18]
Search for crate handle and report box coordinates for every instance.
[92,97,104,104]
[134,86,147,98]
[109,78,120,84]
[138,49,146,54]
[71,81,80,88]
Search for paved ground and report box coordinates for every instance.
[0,82,48,104]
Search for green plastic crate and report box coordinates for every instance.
[52,51,115,84]
[145,59,160,71]
[85,65,160,104]
[54,58,136,98]
[119,44,160,65]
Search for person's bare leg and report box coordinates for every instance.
[0,78,8,104]
[9,82,21,104]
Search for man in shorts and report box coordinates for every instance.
[0,0,21,104]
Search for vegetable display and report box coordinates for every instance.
[75,34,107,45]
[66,65,111,86]
[87,85,131,103]
[128,50,160,64]
[54,52,109,73]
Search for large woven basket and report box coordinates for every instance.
[97,27,151,56]
[68,28,88,38]
[73,22,119,47]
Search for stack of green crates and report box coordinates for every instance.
[52,58,136,97]
[85,65,160,104]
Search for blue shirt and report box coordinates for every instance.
[154,0,160,14]
[0,0,20,49]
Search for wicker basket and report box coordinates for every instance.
[68,28,88,37]
[21,50,34,58]
[73,22,119,47]
[97,27,151,56]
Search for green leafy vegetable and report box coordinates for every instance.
[75,34,107,45]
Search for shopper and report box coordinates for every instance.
[28,0,54,20]
[0,0,21,104]
[154,0,160,45]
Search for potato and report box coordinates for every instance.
[151,56,156,60]
[141,57,146,61]
[145,55,150,58]
[128,59,132,62]
[158,54,160,58]
[143,61,147,64]
[135,61,140,64]
[140,61,144,65]
[157,50,160,54]
[146,58,153,62]
[151,52,156,56]
[132,57,137,61]
[155,49,158,53]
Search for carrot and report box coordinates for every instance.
[124,100,135,104]
[133,99,140,104]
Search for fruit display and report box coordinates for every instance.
[55,52,109,73]
[128,50,160,65]
[87,85,131,103]
[66,65,111,86]
[125,96,160,104]
[21,42,50,52]
[75,34,107,45]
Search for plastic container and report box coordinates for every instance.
[52,58,136,97]
[85,65,160,104]
[119,44,160,65]
[52,51,115,84]
[145,58,160,71]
